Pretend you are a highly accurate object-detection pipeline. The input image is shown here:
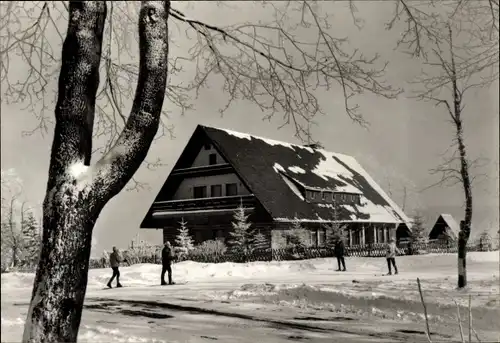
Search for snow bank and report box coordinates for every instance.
[1,252,497,291]
[79,325,168,343]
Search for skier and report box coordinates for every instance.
[107,246,123,288]
[334,236,346,271]
[386,237,399,275]
[161,241,175,285]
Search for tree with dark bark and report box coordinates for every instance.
[20,2,170,342]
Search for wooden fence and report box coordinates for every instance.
[89,240,495,268]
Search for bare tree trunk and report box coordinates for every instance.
[22,1,170,342]
[455,112,472,289]
[448,27,473,289]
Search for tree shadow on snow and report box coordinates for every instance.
[87,298,446,341]
[83,302,173,319]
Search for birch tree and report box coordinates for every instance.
[395,1,498,287]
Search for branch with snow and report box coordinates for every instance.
[92,1,170,200]
[44,1,107,192]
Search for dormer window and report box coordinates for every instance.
[209,153,217,165]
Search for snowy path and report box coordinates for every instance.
[2,252,499,342]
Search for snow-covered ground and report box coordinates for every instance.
[2,252,499,342]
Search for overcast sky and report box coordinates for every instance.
[1,1,498,256]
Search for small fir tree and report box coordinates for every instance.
[21,210,41,267]
[251,229,269,251]
[325,222,347,248]
[410,213,428,244]
[228,202,253,254]
[175,218,194,258]
[286,216,310,247]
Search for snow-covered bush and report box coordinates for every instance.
[192,240,227,255]
[123,239,159,264]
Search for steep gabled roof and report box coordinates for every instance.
[430,214,460,239]
[200,125,410,224]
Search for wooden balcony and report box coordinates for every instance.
[152,194,257,212]
[170,163,234,178]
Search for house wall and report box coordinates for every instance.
[172,174,251,200]
[191,144,227,167]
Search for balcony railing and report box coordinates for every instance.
[152,194,256,212]
[170,163,234,177]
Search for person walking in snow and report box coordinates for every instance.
[161,241,175,285]
[386,238,399,275]
[107,246,123,288]
[334,236,346,271]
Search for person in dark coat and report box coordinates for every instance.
[161,241,175,285]
[334,237,346,271]
[107,246,123,288]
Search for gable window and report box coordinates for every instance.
[204,143,211,150]
[193,186,207,198]
[211,184,222,197]
[226,183,238,196]
[209,153,217,165]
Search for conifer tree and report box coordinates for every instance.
[21,210,41,267]
[287,216,310,247]
[410,213,428,244]
[251,230,269,251]
[175,218,194,258]
[228,202,253,254]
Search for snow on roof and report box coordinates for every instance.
[200,125,410,224]
[438,214,461,238]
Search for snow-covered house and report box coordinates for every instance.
[428,214,460,241]
[140,125,411,248]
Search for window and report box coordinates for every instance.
[194,230,203,243]
[213,229,225,241]
[318,229,326,246]
[309,230,318,246]
[321,192,326,200]
[211,184,222,197]
[209,153,217,165]
[310,191,316,199]
[324,192,332,202]
[226,183,238,196]
[204,143,211,150]
[193,186,207,198]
